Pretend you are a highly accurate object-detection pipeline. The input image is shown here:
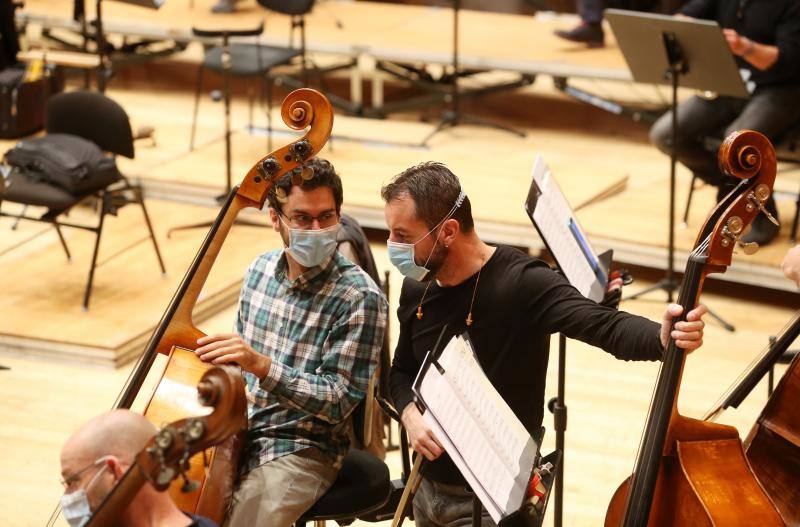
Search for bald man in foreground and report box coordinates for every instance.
[59,410,217,527]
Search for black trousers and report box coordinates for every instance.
[578,0,605,23]
[649,85,800,197]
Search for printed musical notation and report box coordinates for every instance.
[417,335,538,522]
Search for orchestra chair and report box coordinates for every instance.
[294,372,393,527]
[0,91,165,310]
[682,123,800,241]
[188,0,314,154]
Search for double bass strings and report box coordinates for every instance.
[624,235,711,481]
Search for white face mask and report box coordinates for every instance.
[60,458,110,527]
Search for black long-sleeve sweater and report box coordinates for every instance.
[680,0,800,87]
[389,245,663,485]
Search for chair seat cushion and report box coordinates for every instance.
[204,44,303,75]
[300,449,391,521]
[1,169,77,211]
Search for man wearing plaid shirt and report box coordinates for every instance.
[195,158,388,527]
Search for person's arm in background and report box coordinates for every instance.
[782,245,800,287]
[676,0,716,19]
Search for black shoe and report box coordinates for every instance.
[554,23,605,48]
[741,213,780,246]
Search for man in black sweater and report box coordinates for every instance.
[382,162,708,526]
[650,0,800,246]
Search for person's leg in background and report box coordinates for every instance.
[725,86,800,245]
[554,0,606,47]
[649,93,742,202]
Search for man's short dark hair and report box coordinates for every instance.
[267,157,343,214]
[380,161,474,233]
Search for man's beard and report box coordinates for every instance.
[420,243,449,281]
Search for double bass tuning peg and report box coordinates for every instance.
[746,184,780,226]
[180,471,201,494]
[721,216,760,255]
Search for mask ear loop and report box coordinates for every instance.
[415,190,466,320]
[416,189,465,270]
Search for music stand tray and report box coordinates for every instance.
[605,10,748,98]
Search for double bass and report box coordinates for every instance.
[51,89,333,524]
[86,366,247,526]
[605,130,785,526]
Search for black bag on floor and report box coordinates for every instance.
[4,133,122,196]
[0,65,65,139]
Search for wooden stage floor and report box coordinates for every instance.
[3,6,800,524]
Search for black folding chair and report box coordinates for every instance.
[0,90,165,309]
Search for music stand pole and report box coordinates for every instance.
[622,31,734,331]
[419,0,525,147]
[547,333,568,527]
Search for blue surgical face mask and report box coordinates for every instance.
[387,190,466,281]
[60,459,110,527]
[280,216,341,268]
[387,238,434,281]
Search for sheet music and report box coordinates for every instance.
[416,335,538,523]
[529,156,606,302]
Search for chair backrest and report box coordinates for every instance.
[256,0,314,16]
[46,91,135,159]
[351,370,379,448]
[338,214,392,397]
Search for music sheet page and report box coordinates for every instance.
[418,335,538,522]
[530,156,605,302]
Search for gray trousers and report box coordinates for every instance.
[649,85,800,196]
[224,448,338,527]
[412,477,495,527]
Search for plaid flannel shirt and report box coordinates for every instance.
[236,249,387,475]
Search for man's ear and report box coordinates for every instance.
[268,207,281,233]
[440,218,460,247]
[106,456,126,481]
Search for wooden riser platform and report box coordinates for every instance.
[0,199,283,366]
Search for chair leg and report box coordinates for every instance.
[248,81,255,132]
[681,174,698,227]
[266,74,274,152]
[133,185,166,274]
[10,204,28,230]
[53,223,72,261]
[83,194,108,310]
[190,63,205,151]
[791,189,800,243]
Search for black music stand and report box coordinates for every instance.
[419,0,526,147]
[168,25,266,237]
[524,158,619,527]
[605,10,747,331]
[73,0,165,92]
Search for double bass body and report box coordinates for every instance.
[606,414,783,526]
